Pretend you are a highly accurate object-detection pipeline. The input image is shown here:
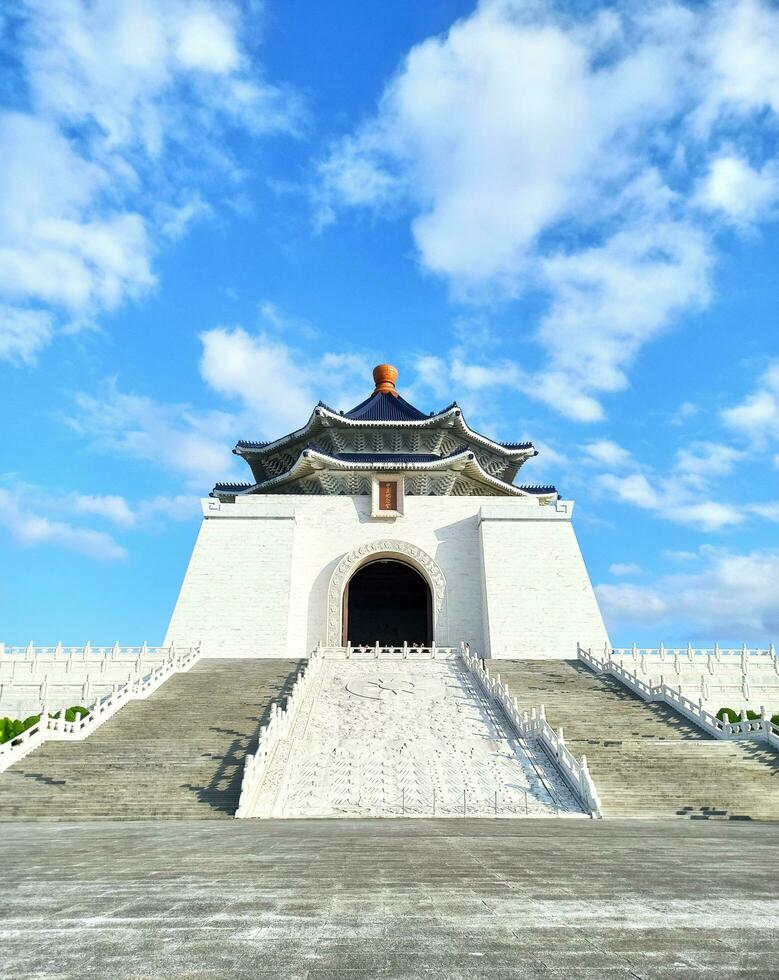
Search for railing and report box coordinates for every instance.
[316,642,457,660]
[0,641,171,661]
[0,644,201,773]
[609,643,776,662]
[235,650,325,818]
[578,645,779,751]
[460,644,602,817]
[0,642,176,705]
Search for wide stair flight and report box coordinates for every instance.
[499,660,779,820]
[0,659,302,820]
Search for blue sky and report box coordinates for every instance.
[1,0,778,647]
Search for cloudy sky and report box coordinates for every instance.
[1,0,778,646]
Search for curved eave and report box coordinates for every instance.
[234,404,536,461]
[215,448,552,499]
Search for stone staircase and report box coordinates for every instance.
[497,660,779,820]
[0,659,303,820]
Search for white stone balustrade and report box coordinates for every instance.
[317,642,456,660]
[597,644,779,716]
[0,643,175,718]
[0,645,201,773]
[460,645,602,817]
[579,645,779,751]
[235,650,325,818]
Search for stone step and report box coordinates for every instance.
[0,658,303,821]
[498,659,779,820]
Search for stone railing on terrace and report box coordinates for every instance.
[460,644,602,817]
[0,642,177,717]
[317,642,457,660]
[578,644,779,751]
[0,644,200,773]
[605,644,779,714]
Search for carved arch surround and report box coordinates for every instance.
[326,539,448,647]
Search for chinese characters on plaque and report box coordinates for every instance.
[378,480,398,511]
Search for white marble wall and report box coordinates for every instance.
[165,492,609,660]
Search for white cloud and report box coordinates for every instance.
[0,305,55,364]
[72,494,135,528]
[176,8,240,74]
[584,440,632,469]
[598,471,743,532]
[596,547,779,639]
[722,360,779,445]
[746,502,779,522]
[664,549,699,563]
[610,562,641,577]
[67,328,376,486]
[66,379,239,488]
[673,441,744,487]
[199,327,372,436]
[0,0,297,364]
[0,488,126,561]
[319,0,779,420]
[696,155,779,224]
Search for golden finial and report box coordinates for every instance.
[372,363,399,397]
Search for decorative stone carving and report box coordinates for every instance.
[326,539,448,646]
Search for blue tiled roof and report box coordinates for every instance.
[212,482,253,491]
[342,391,429,421]
[500,441,535,450]
[517,484,557,494]
[234,440,269,451]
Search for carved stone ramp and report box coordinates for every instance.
[0,659,303,820]
[498,660,779,820]
[248,653,586,818]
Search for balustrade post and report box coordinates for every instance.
[26,641,34,661]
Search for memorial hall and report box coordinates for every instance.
[1,364,777,825]
[165,363,609,660]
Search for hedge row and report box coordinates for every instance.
[0,706,88,744]
[716,706,779,727]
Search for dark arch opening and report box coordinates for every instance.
[344,559,432,647]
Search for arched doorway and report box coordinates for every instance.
[343,559,432,646]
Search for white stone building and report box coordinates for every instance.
[165,365,609,659]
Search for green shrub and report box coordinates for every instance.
[63,706,88,723]
[717,706,776,725]
[0,705,90,744]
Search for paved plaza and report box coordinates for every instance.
[2,818,778,978]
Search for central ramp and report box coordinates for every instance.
[249,651,584,818]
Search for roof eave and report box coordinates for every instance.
[237,447,538,497]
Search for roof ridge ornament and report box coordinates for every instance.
[372,363,399,397]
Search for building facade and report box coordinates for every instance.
[165,365,609,659]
